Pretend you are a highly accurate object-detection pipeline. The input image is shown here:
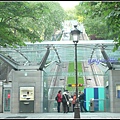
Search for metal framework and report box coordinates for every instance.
[0,40,120,72]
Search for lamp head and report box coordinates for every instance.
[70,25,81,43]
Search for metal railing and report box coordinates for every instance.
[48,98,107,113]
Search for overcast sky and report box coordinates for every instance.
[37,1,80,10]
[56,1,80,10]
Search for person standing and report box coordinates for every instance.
[65,90,71,112]
[72,93,76,112]
[62,90,69,113]
[79,91,88,112]
[56,90,62,113]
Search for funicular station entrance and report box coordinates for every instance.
[0,33,120,113]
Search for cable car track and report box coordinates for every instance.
[81,32,104,87]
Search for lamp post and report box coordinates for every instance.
[71,25,81,119]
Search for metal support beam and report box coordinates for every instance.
[101,47,113,70]
[39,46,50,70]
[0,53,18,70]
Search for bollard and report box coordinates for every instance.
[89,98,94,112]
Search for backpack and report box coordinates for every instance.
[55,95,58,101]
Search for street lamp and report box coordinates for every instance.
[71,25,81,119]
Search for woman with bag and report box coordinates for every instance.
[62,90,69,113]
[56,90,62,113]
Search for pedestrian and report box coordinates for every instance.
[65,90,71,112]
[72,92,76,112]
[62,90,69,113]
[56,90,62,113]
[79,91,88,112]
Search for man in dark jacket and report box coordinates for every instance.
[62,91,69,113]
[79,91,88,112]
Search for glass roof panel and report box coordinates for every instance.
[0,40,120,68]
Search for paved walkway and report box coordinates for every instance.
[0,112,120,119]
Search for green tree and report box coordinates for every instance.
[0,2,66,47]
[65,8,77,20]
[75,1,120,51]
[41,2,66,40]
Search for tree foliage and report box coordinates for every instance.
[64,8,77,20]
[0,2,66,47]
[75,1,120,51]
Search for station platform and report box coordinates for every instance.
[0,112,120,119]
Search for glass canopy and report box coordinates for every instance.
[0,40,120,71]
